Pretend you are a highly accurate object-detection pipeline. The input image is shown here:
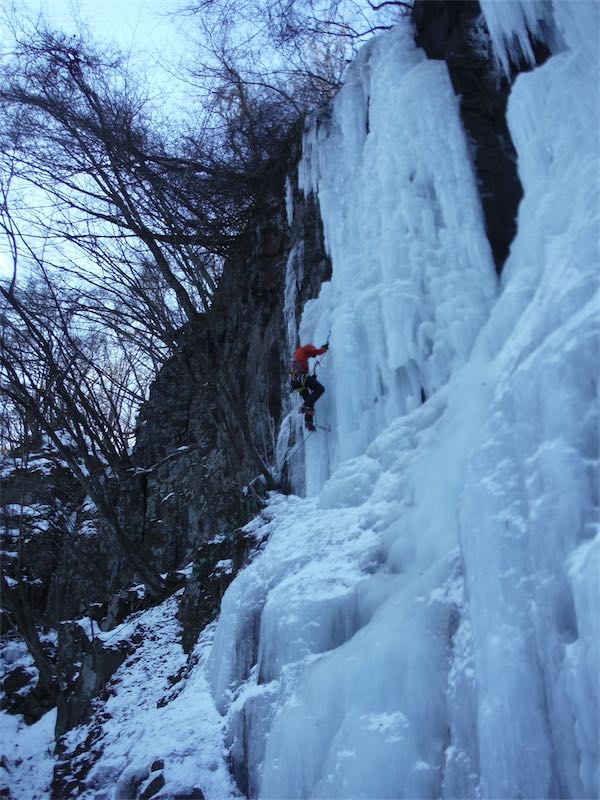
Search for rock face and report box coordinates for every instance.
[412,0,549,272]
[55,622,133,736]
[1,452,83,626]
[0,444,132,633]
[128,134,331,652]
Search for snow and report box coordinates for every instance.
[1,596,235,799]
[0,709,57,799]
[0,636,57,799]
[0,456,55,478]
[55,595,239,800]
[2,503,48,519]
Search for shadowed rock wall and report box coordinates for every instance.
[130,135,331,651]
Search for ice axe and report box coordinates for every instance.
[314,330,331,371]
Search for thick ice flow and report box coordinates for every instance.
[479,0,556,73]
[207,5,599,799]
[298,24,497,492]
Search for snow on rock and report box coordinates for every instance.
[47,595,238,800]
[206,4,599,799]
[1,634,58,797]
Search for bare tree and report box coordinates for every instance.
[0,31,219,317]
[0,270,171,592]
[178,0,414,117]
[0,574,58,701]
[0,27,278,487]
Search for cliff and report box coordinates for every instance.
[2,1,598,798]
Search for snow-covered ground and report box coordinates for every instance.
[1,636,56,798]
[0,707,57,799]
[2,593,238,800]
[64,595,239,800]
[4,1,598,797]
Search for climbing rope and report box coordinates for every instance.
[277,422,315,476]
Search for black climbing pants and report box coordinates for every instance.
[298,374,325,410]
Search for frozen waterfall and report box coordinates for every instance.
[207,2,599,799]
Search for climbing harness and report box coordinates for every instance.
[289,361,308,394]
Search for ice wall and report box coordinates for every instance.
[453,2,600,795]
[206,3,599,799]
[295,23,497,494]
[478,0,557,74]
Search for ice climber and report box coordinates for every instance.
[289,342,328,431]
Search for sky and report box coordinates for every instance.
[17,0,182,53]
[0,0,187,281]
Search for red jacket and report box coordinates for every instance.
[294,344,327,374]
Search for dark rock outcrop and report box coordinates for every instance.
[0,447,129,632]
[178,523,268,653]
[1,455,82,625]
[55,621,134,736]
[0,665,45,723]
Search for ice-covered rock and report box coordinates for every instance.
[208,3,599,799]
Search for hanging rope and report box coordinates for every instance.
[277,423,315,476]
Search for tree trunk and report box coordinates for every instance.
[1,575,58,699]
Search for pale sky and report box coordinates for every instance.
[21,0,182,53]
[0,0,190,281]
